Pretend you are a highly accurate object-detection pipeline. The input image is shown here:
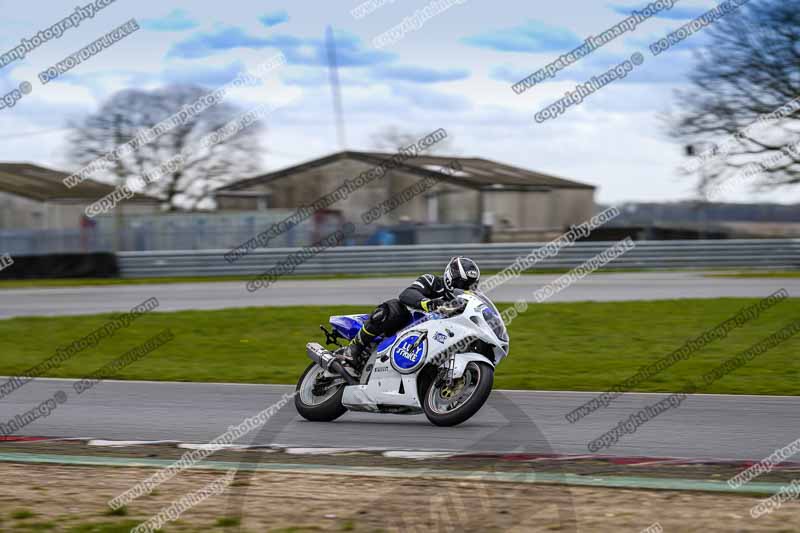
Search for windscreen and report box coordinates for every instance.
[471,290,509,342]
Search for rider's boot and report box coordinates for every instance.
[335,326,376,375]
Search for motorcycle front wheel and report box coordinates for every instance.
[422,361,494,427]
[295,362,348,422]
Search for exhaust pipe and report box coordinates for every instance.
[306,342,359,385]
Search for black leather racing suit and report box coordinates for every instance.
[353,274,454,346]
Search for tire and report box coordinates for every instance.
[421,361,494,427]
[294,362,348,422]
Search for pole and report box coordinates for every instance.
[326,26,347,151]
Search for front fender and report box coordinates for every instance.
[448,352,494,379]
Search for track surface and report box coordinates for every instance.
[1,273,796,318]
[3,378,798,461]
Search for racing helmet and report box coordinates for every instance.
[443,256,480,291]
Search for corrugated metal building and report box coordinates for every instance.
[214,151,596,242]
[0,163,158,230]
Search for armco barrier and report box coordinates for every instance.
[0,253,119,279]
[116,239,800,278]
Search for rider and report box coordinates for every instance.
[335,257,481,372]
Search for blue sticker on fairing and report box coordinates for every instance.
[391,332,427,374]
[377,334,397,352]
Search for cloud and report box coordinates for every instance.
[140,9,199,32]
[491,47,694,86]
[372,65,469,83]
[609,3,709,20]
[282,31,394,67]
[280,69,327,87]
[390,85,471,112]
[281,68,371,87]
[259,10,290,27]
[0,64,15,85]
[626,30,708,51]
[462,20,581,52]
[168,27,394,67]
[627,50,695,83]
[161,61,251,87]
[580,50,694,84]
[489,65,528,84]
[282,64,467,92]
[167,27,275,59]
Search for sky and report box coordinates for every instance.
[0,0,796,206]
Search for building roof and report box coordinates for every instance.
[217,151,596,193]
[0,163,158,203]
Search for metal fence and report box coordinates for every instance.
[0,229,110,255]
[94,210,316,251]
[0,216,482,255]
[118,239,800,278]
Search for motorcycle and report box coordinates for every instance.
[295,290,509,427]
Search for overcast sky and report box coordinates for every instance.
[0,0,796,205]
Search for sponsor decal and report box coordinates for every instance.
[391,331,427,374]
[433,332,448,344]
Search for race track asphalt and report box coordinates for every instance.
[2,378,798,461]
[1,272,796,319]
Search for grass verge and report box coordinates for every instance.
[0,298,797,394]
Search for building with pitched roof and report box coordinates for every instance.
[0,163,159,229]
[214,151,596,241]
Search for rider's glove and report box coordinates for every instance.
[421,298,447,312]
[435,297,467,316]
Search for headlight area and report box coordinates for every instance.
[481,307,509,342]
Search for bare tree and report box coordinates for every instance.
[67,85,264,210]
[371,125,455,154]
[672,0,800,196]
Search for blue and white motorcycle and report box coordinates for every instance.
[295,290,509,426]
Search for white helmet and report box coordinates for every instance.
[443,256,480,291]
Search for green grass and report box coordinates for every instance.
[11,509,35,520]
[103,507,128,517]
[215,517,241,527]
[0,299,798,395]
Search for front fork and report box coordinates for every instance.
[432,354,457,395]
[444,353,457,387]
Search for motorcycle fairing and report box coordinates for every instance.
[329,314,370,340]
[338,292,507,413]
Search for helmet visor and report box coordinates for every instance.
[452,276,478,290]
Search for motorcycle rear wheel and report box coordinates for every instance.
[295,362,348,422]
